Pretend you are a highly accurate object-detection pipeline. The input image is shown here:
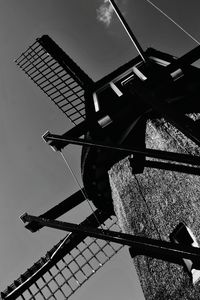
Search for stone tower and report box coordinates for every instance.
[109,116,200,299]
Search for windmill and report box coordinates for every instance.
[2,0,200,299]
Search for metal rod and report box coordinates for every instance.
[21,213,200,267]
[43,133,200,167]
[109,0,148,62]
[144,160,200,176]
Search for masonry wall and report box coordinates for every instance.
[109,116,200,300]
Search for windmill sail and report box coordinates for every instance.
[15,35,93,125]
[0,38,124,300]
[1,210,122,300]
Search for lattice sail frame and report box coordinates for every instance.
[15,35,93,125]
[1,215,123,300]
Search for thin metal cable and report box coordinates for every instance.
[59,150,107,231]
[60,149,161,240]
[145,0,200,46]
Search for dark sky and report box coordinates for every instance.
[0,1,200,299]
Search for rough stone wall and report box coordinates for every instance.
[109,116,200,300]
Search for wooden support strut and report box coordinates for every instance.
[25,189,86,232]
[21,213,200,268]
[42,133,200,167]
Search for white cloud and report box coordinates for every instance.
[96,0,114,27]
[97,0,128,27]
